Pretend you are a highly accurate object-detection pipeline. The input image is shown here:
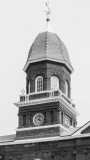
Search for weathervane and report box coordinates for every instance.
[45,1,51,21]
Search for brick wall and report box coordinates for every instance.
[18,102,60,128]
[26,60,71,97]
[3,137,90,160]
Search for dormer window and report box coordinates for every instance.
[51,76,59,90]
[65,81,69,97]
[36,76,43,92]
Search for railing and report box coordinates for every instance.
[19,90,75,107]
[20,90,59,101]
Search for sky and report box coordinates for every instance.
[0,0,90,135]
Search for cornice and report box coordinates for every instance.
[14,95,79,117]
[16,124,68,132]
[24,58,74,73]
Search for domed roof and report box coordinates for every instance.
[24,31,73,72]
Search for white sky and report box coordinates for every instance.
[0,0,90,135]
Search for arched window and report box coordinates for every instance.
[51,76,59,90]
[28,81,30,94]
[36,76,43,92]
[65,81,69,97]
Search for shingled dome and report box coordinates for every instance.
[24,31,73,72]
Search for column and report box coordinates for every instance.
[61,80,65,93]
[43,110,47,125]
[46,78,50,90]
[59,110,61,124]
[53,109,58,124]
[26,78,28,94]
[68,81,71,98]
[18,114,23,128]
[63,112,65,125]
[70,118,73,126]
[46,110,51,125]
[29,112,32,126]
[61,112,64,125]
[30,80,35,93]
[26,113,30,127]
[51,109,54,124]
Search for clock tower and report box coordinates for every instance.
[14,14,79,141]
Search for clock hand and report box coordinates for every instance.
[38,118,41,121]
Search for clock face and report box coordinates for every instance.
[33,113,44,126]
[65,117,69,126]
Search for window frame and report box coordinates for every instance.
[35,76,43,92]
[51,76,59,91]
[65,80,69,97]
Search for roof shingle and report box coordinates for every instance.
[24,31,73,72]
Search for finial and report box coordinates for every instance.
[45,1,51,21]
[21,88,25,95]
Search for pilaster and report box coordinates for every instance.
[26,113,30,127]
[46,110,51,124]
[18,114,23,128]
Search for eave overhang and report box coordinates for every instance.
[14,95,80,117]
[23,58,74,73]
[0,133,90,146]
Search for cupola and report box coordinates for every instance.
[15,3,79,141]
[24,12,73,73]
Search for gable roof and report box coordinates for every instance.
[71,121,90,136]
[60,121,90,137]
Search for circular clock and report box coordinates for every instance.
[65,117,69,126]
[33,113,44,126]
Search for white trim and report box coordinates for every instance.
[60,96,80,116]
[35,76,43,92]
[23,58,74,73]
[51,76,59,90]
[19,89,52,97]
[19,89,72,103]
[0,136,60,145]
[16,124,63,132]
[60,124,68,131]
[15,95,80,116]
[1,132,90,146]
[33,113,44,126]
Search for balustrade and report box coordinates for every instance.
[19,89,74,108]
